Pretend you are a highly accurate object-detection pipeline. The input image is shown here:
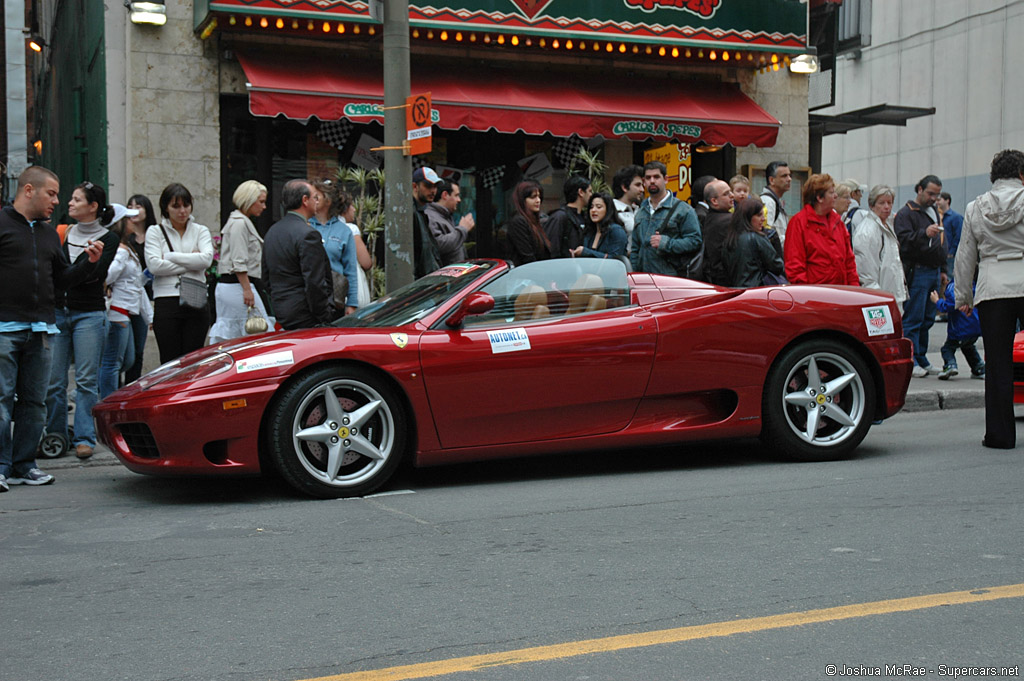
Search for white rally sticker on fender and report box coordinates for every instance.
[236,350,294,373]
[487,328,531,354]
[862,306,895,336]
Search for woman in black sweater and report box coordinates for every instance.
[43,182,120,459]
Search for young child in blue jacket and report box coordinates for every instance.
[930,280,986,380]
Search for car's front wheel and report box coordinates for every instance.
[761,340,876,462]
[266,366,408,498]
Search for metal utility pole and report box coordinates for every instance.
[382,0,414,291]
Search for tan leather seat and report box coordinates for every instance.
[567,274,605,315]
[514,285,550,320]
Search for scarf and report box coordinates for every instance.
[65,219,109,261]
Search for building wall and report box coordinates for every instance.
[738,66,810,178]
[821,0,1024,211]
[108,0,221,229]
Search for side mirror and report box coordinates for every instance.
[446,291,495,328]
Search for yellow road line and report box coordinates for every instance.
[302,583,1024,681]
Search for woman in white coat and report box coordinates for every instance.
[145,183,214,363]
[954,149,1024,449]
[852,184,908,305]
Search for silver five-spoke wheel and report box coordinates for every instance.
[268,366,407,498]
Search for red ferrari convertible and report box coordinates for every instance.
[95,258,913,498]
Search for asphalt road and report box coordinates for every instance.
[3,408,1023,681]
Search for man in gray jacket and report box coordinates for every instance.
[425,178,475,266]
[262,179,336,330]
[630,161,702,277]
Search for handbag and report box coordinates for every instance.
[177,276,208,309]
[244,305,269,334]
[158,224,208,310]
[332,271,349,309]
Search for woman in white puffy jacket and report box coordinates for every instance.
[145,183,214,363]
[99,213,152,398]
[852,184,908,304]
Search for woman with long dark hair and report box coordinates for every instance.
[44,181,120,459]
[721,196,784,288]
[145,183,214,364]
[572,192,627,259]
[124,193,155,382]
[505,180,551,266]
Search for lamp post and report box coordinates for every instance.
[382,0,414,291]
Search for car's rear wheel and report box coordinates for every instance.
[762,340,875,462]
[266,366,407,498]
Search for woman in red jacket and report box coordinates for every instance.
[784,173,859,286]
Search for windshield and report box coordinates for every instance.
[333,261,499,328]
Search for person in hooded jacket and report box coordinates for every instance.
[954,149,1024,449]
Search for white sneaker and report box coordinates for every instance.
[912,365,928,378]
[923,364,941,375]
[7,468,55,486]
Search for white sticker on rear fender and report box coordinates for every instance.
[862,306,895,336]
[488,328,531,354]
[236,350,294,373]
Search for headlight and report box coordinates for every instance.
[140,353,234,388]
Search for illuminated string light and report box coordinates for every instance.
[276,18,283,29]
[291,20,298,29]
[645,45,652,55]
[368,26,375,35]
[658,46,666,56]
[552,39,559,49]
[412,29,420,38]
[671,47,679,58]
[605,42,613,52]
[228,16,236,25]
[455,32,463,41]
[307,20,313,30]
[337,22,345,33]
[322,21,330,32]
[244,16,252,27]
[771,53,778,63]
[510,35,518,45]
[259,17,267,28]
[496,34,504,44]
[566,39,573,49]
[353,24,360,33]
[525,37,532,46]
[470,33,477,42]
[618,43,626,53]
[709,50,716,60]
[698,49,704,58]
[441,30,449,41]
[685,48,691,58]
[427,29,434,39]
[722,50,729,61]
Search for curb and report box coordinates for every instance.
[901,389,985,413]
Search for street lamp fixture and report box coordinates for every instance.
[28,34,46,52]
[127,2,167,26]
[789,48,819,75]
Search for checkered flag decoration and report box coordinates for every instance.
[316,119,354,150]
[479,164,506,189]
[552,134,585,168]
[410,156,428,172]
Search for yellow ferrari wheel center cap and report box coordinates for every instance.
[816,394,827,405]
[337,426,350,438]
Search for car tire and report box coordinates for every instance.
[761,339,876,462]
[266,365,408,498]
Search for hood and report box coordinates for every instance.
[973,178,1024,232]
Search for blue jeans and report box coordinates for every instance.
[99,319,134,399]
[0,330,52,477]
[45,308,107,447]
[903,266,940,368]
[940,335,985,374]
[124,313,148,383]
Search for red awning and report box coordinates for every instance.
[237,52,780,147]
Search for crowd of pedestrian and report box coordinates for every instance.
[4,147,1024,492]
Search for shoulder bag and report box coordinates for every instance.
[158,224,208,310]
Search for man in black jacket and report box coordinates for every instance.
[262,179,337,330]
[894,174,947,377]
[699,179,735,285]
[545,175,592,258]
[0,166,104,492]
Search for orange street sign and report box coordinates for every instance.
[405,92,432,156]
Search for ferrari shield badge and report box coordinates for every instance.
[488,327,531,354]
[861,306,895,337]
[390,333,409,349]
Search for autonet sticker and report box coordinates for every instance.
[488,328,531,354]
[236,350,295,373]
[862,306,895,337]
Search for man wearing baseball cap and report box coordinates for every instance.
[412,167,442,278]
